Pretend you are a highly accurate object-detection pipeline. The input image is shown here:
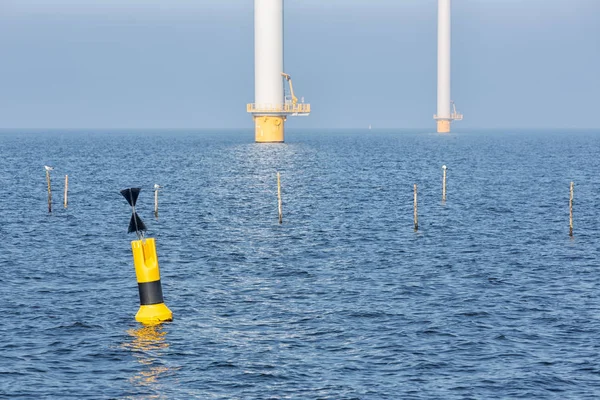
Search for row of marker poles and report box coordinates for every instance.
[47,167,578,237]
[275,168,576,236]
[45,167,163,218]
[415,167,575,236]
[45,167,69,213]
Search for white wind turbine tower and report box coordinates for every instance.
[247,0,310,143]
[434,0,462,133]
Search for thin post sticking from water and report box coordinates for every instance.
[154,184,161,218]
[64,175,68,208]
[442,165,447,202]
[413,184,418,231]
[569,181,574,237]
[45,168,52,213]
[154,188,159,218]
[277,172,282,224]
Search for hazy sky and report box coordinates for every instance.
[0,0,598,129]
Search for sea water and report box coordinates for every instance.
[1,129,599,399]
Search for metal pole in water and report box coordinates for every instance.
[569,181,574,237]
[64,175,68,208]
[277,172,283,224]
[442,165,447,202]
[155,190,158,217]
[414,184,418,231]
[154,184,160,218]
[46,171,52,213]
[44,165,53,213]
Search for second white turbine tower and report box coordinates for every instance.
[434,0,462,133]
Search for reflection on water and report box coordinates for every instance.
[122,325,173,398]
[126,325,169,351]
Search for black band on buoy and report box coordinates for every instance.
[138,280,164,305]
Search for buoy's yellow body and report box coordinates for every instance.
[131,238,172,324]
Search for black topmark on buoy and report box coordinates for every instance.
[120,187,172,325]
[120,188,147,239]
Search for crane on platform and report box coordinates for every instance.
[281,72,297,106]
[450,101,463,121]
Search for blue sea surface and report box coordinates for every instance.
[1,129,599,399]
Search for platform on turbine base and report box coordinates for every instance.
[248,103,310,142]
[434,112,463,122]
[247,103,311,117]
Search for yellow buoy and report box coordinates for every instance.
[131,238,172,324]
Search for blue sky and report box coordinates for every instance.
[0,0,598,129]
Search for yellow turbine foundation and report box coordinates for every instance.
[255,116,286,143]
[437,120,451,133]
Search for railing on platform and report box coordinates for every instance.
[434,112,463,121]
[247,103,311,114]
